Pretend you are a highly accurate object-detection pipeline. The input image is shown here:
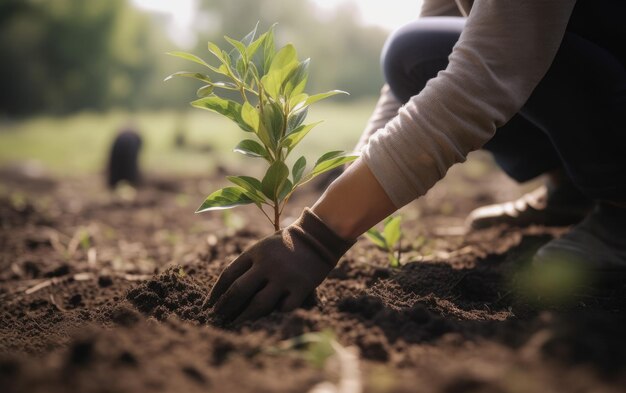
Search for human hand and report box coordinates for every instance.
[206,208,355,323]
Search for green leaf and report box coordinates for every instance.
[191,96,252,132]
[269,44,298,73]
[315,150,343,166]
[289,93,309,110]
[260,101,285,147]
[292,156,306,184]
[284,58,310,97]
[225,36,248,77]
[225,36,247,60]
[233,139,267,158]
[277,178,293,202]
[227,175,262,192]
[281,121,323,151]
[236,57,246,78]
[241,22,259,46]
[306,153,359,181]
[305,90,348,106]
[212,81,239,90]
[241,101,260,131]
[246,31,266,59]
[365,229,388,249]
[263,24,276,74]
[207,42,226,63]
[389,253,400,268]
[261,161,289,200]
[287,107,308,133]
[226,176,266,204]
[196,187,254,213]
[163,71,211,84]
[382,216,402,248]
[262,43,299,99]
[167,51,210,68]
[196,85,214,97]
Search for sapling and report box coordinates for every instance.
[365,216,403,267]
[166,24,358,231]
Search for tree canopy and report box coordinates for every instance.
[0,0,388,117]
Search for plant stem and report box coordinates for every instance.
[273,202,280,231]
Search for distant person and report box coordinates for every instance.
[206,0,626,322]
[107,128,142,189]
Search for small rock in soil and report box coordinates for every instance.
[44,264,70,278]
[68,294,83,307]
[98,275,113,288]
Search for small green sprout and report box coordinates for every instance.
[365,216,403,268]
[268,330,336,369]
[166,24,359,231]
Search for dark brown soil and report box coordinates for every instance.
[1,159,625,393]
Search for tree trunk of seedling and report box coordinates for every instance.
[273,203,280,232]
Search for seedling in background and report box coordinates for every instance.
[166,24,359,231]
[365,216,403,268]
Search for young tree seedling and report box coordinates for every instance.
[166,24,359,231]
[365,216,403,268]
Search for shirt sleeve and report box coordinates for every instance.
[354,85,403,152]
[363,0,577,208]
[420,0,463,17]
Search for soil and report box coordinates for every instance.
[1,159,625,393]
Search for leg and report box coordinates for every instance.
[520,31,626,203]
[523,27,626,279]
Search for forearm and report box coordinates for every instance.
[312,158,396,240]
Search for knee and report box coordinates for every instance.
[381,17,464,102]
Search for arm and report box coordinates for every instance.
[313,158,396,239]
[364,0,577,208]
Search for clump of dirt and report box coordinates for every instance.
[126,267,211,323]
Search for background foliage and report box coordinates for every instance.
[0,0,388,117]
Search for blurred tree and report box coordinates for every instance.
[0,0,165,116]
[0,0,387,117]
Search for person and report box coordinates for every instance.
[107,127,143,189]
[207,0,626,322]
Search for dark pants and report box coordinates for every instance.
[381,1,626,202]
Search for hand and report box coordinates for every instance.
[207,208,355,323]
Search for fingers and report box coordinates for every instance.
[233,284,285,324]
[212,268,266,321]
[279,290,310,312]
[206,256,253,308]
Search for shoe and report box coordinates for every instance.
[466,181,591,230]
[532,203,626,283]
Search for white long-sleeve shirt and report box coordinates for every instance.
[361,0,577,208]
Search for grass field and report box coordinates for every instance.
[0,98,377,177]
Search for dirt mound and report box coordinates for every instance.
[126,267,211,323]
